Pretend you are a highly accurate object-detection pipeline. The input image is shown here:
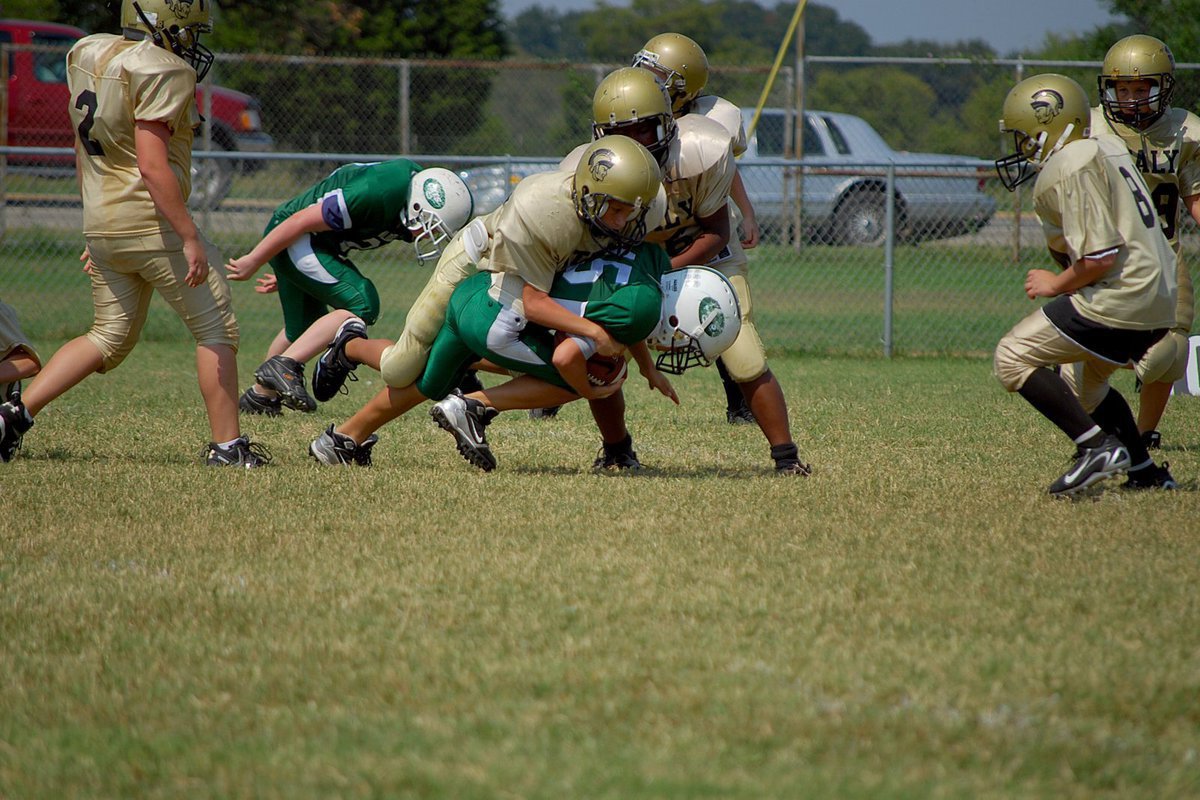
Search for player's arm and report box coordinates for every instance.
[227,204,331,281]
[550,335,624,400]
[1184,193,1200,226]
[74,150,95,275]
[1047,248,1071,269]
[135,119,206,287]
[668,204,731,269]
[730,169,759,248]
[1025,248,1118,299]
[521,284,622,357]
[628,339,678,404]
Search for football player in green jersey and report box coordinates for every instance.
[1087,34,1200,457]
[307,243,679,470]
[225,160,473,415]
[993,74,1177,496]
[0,0,270,467]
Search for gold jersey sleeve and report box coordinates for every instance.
[67,34,198,237]
[478,171,596,293]
[691,95,747,157]
[1034,136,1177,331]
[645,114,735,255]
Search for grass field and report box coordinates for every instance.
[2,337,1198,797]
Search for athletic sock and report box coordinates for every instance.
[603,433,634,457]
[770,442,799,466]
[1017,367,1099,442]
[1090,387,1151,466]
[716,358,744,410]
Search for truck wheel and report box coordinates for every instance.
[189,145,235,211]
[834,190,888,247]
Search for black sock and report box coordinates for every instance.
[715,358,746,410]
[603,433,634,456]
[1017,368,1103,445]
[770,442,799,465]
[1091,387,1151,467]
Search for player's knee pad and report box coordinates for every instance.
[87,321,140,372]
[378,279,457,388]
[993,335,1034,392]
[719,319,768,383]
[1136,330,1189,385]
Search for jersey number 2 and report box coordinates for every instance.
[74,90,105,157]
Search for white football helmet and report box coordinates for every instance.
[406,168,474,264]
[649,267,741,374]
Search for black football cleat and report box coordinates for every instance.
[255,355,316,412]
[312,318,367,402]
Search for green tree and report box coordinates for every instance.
[808,67,937,152]
[1103,0,1200,55]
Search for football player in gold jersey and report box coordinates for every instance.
[561,68,811,475]
[633,32,762,425]
[993,74,1177,495]
[1088,34,1200,454]
[0,0,269,467]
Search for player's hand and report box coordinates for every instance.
[183,237,209,288]
[225,255,261,282]
[740,217,760,249]
[255,273,278,294]
[593,327,623,358]
[79,247,96,276]
[1024,269,1060,299]
[645,368,679,405]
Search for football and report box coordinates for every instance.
[555,330,627,387]
[585,353,628,387]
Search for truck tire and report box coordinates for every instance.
[189,142,235,211]
[834,189,889,247]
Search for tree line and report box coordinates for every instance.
[9,0,1191,158]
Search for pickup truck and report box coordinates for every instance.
[459,107,996,247]
[0,18,273,209]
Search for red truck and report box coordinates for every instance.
[1,18,273,208]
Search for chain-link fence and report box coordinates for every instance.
[3,46,1197,357]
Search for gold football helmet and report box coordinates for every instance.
[592,67,677,167]
[1099,34,1176,128]
[122,0,215,80]
[632,32,710,115]
[572,136,663,250]
[995,73,1090,191]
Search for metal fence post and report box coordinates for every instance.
[399,60,411,154]
[883,161,896,358]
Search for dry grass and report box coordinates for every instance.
[2,345,1198,798]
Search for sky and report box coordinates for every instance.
[498,0,1121,55]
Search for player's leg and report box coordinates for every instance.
[1132,329,1190,447]
[13,237,151,442]
[149,235,268,466]
[587,390,641,472]
[720,275,810,475]
[716,357,753,424]
[0,302,42,399]
[378,235,476,389]
[995,309,1128,494]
